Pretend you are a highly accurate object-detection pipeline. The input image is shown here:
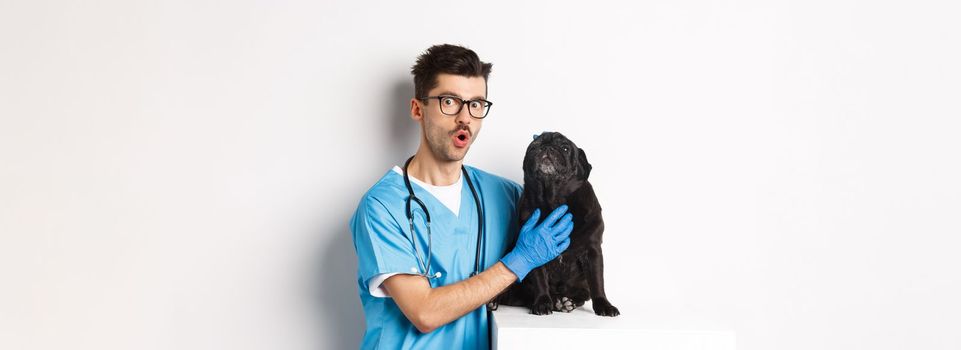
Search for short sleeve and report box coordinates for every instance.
[367,272,400,298]
[350,196,422,297]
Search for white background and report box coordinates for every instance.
[2,1,960,349]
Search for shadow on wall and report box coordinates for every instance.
[313,77,419,349]
[386,78,421,165]
[315,226,364,349]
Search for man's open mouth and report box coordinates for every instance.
[452,130,470,148]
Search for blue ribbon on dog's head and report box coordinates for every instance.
[533,131,547,140]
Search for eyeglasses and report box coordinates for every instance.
[419,95,493,119]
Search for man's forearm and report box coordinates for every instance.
[420,261,517,332]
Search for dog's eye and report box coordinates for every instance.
[562,146,569,152]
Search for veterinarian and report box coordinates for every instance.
[349,44,574,349]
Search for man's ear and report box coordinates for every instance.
[410,98,425,121]
[577,148,592,180]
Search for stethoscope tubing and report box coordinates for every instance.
[402,155,485,279]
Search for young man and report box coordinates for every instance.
[349,44,574,349]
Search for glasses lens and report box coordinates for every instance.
[468,100,490,118]
[439,97,462,115]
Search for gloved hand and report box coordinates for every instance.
[500,205,574,282]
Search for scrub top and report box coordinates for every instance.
[349,164,523,350]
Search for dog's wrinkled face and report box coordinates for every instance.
[523,132,591,183]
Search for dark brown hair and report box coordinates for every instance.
[411,44,493,100]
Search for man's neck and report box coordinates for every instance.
[407,148,462,186]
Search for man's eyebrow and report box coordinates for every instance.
[436,91,487,100]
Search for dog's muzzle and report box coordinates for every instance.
[535,150,564,175]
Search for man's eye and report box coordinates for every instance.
[443,98,455,105]
[470,101,480,108]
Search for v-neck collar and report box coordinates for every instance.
[391,165,467,219]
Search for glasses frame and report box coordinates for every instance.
[419,95,493,119]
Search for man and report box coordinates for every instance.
[349,44,574,349]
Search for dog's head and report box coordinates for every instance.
[523,132,592,189]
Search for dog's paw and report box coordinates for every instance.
[530,295,554,315]
[487,300,499,311]
[592,297,620,317]
[553,296,576,312]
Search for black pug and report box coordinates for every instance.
[491,132,620,316]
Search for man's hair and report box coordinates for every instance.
[411,44,493,100]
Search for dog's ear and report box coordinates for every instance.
[576,148,592,180]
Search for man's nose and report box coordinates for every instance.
[455,106,472,124]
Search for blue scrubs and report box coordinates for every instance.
[350,165,522,350]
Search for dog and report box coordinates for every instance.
[490,132,620,316]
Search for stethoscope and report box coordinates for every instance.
[403,155,486,280]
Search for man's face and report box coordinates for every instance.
[412,73,487,162]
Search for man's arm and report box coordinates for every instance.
[382,262,517,333]
[384,205,574,334]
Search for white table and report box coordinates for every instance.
[491,300,736,350]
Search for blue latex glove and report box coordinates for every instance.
[500,205,574,282]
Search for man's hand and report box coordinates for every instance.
[500,205,574,282]
[382,262,517,333]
